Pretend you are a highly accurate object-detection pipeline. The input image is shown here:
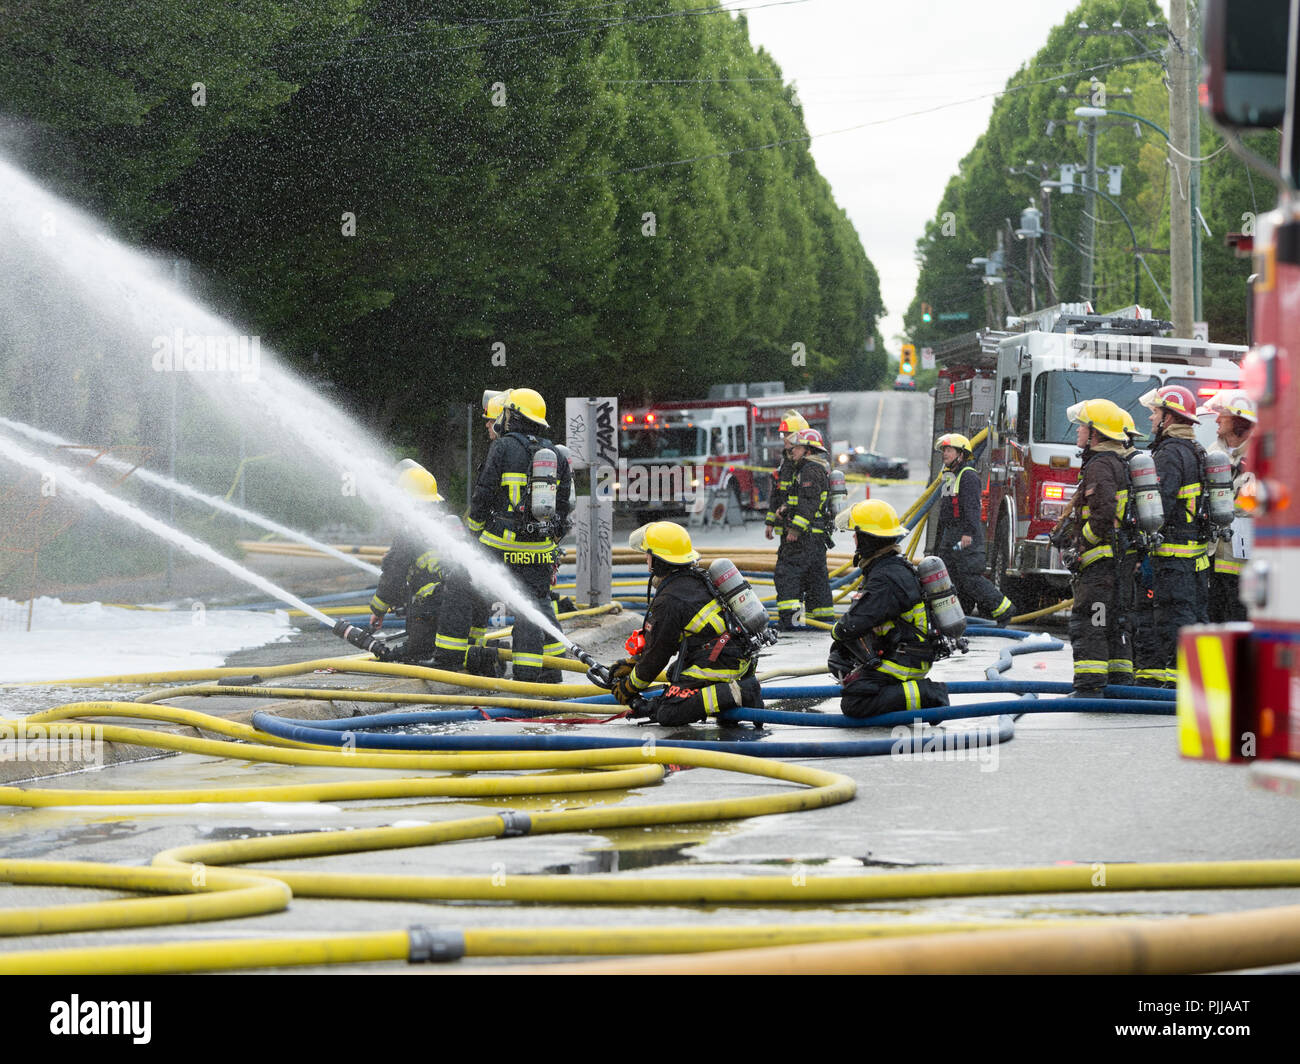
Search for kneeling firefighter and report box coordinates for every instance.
[934,433,1013,622]
[365,460,452,663]
[828,500,959,718]
[609,522,769,725]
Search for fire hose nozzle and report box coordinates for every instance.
[564,641,613,688]
[332,619,392,660]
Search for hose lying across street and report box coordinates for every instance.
[1,453,1283,975]
[2,620,1295,975]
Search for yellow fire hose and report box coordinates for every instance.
[2,697,1299,974]
[505,901,1300,976]
[1010,598,1073,624]
[0,919,1120,976]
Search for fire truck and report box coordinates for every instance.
[1178,0,1300,782]
[929,305,1244,612]
[614,383,831,522]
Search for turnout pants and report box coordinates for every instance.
[1068,558,1133,690]
[1209,571,1246,623]
[654,675,764,727]
[432,559,497,676]
[505,556,566,683]
[773,535,834,626]
[1133,554,1199,686]
[939,546,1013,621]
[841,670,949,719]
[389,588,443,664]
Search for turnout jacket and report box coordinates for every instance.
[370,530,443,617]
[627,568,751,694]
[936,459,984,550]
[467,429,573,555]
[785,454,834,540]
[830,548,935,678]
[1150,423,1207,554]
[1214,436,1253,573]
[765,450,796,532]
[1075,440,1129,568]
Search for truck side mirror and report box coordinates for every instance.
[1001,390,1019,434]
[1203,0,1290,129]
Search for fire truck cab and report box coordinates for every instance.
[615,384,831,522]
[930,304,1244,612]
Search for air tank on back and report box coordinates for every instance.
[707,558,774,643]
[827,468,848,514]
[1128,450,1164,535]
[530,447,558,520]
[1203,449,1235,533]
[917,555,966,638]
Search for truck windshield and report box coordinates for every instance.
[1032,371,1222,446]
[620,426,705,460]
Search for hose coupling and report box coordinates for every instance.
[407,926,466,964]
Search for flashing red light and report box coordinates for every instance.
[646,412,656,423]
[624,414,634,423]
[949,383,956,395]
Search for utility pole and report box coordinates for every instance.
[1169,0,1195,337]
[1083,115,1099,304]
[1188,1,1203,328]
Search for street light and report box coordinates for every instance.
[1073,105,1169,139]
[1073,104,1201,322]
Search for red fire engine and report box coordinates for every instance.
[1181,0,1300,784]
[930,305,1244,612]
[614,384,831,522]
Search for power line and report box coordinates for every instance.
[582,48,1164,179]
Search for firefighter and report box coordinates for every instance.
[772,427,836,630]
[934,433,1013,622]
[1133,384,1209,687]
[367,461,450,664]
[1118,409,1150,689]
[1057,399,1135,696]
[827,500,949,717]
[764,410,808,541]
[1204,389,1257,622]
[610,522,763,725]
[435,388,572,684]
[467,389,511,654]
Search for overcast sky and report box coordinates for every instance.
[741,0,1106,351]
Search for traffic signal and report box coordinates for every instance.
[900,343,916,375]
[921,302,932,323]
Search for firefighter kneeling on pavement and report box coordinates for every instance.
[367,460,453,664]
[934,433,1013,622]
[773,427,836,629]
[828,500,950,717]
[1054,398,1135,696]
[609,522,763,725]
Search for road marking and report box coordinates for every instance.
[869,394,884,452]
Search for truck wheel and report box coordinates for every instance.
[992,515,1023,613]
